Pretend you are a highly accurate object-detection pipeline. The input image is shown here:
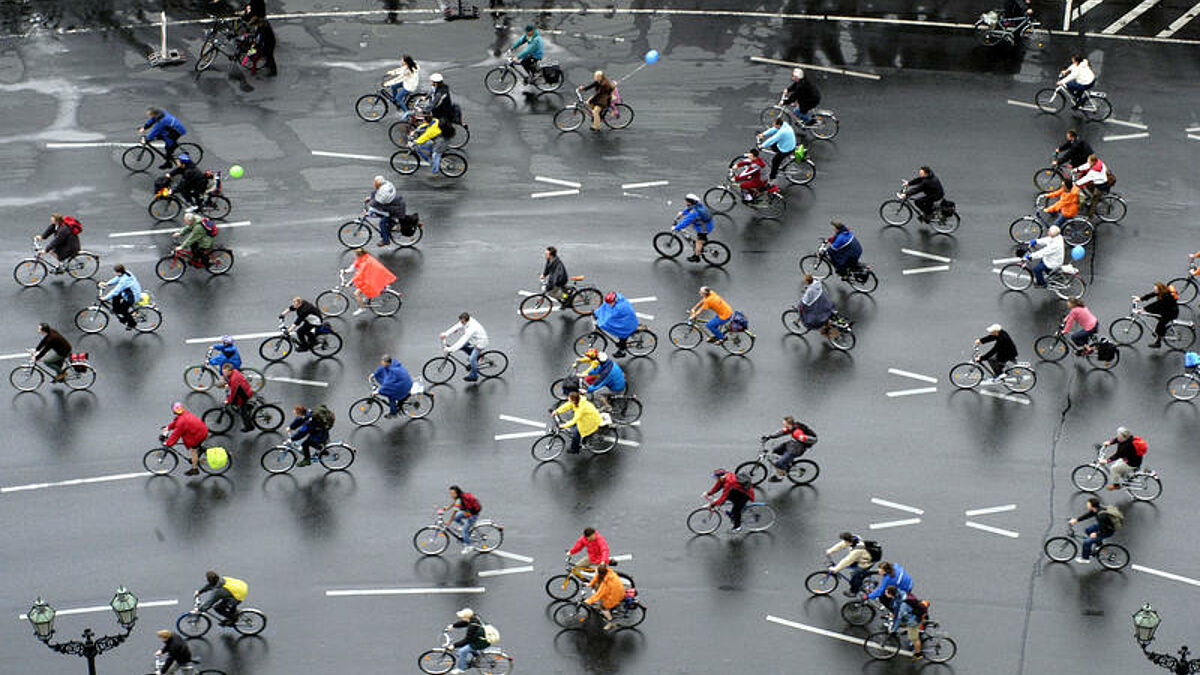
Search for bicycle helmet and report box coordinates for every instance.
[172,401,184,414]
[685,193,700,204]
[597,352,608,363]
[584,348,599,359]
[221,335,234,345]
[987,323,1002,333]
[430,72,444,83]
[177,153,192,164]
[604,292,617,303]
[712,468,728,478]
[585,375,598,384]
[793,67,804,78]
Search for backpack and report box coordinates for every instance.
[863,539,883,563]
[206,446,229,471]
[450,103,463,125]
[312,404,336,430]
[1095,339,1118,362]
[222,575,248,601]
[1132,436,1148,456]
[63,216,83,234]
[461,492,482,514]
[1102,505,1124,531]
[734,470,755,491]
[483,623,501,645]
[201,218,218,237]
[1105,168,1116,187]
[728,310,748,332]
[541,63,562,84]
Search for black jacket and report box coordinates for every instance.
[1077,507,1117,537]
[904,174,944,201]
[1055,138,1093,168]
[1106,437,1143,468]
[429,84,454,121]
[542,257,568,288]
[782,78,820,111]
[35,329,71,360]
[980,330,1018,362]
[1141,291,1179,320]
[40,223,81,260]
[1004,0,1032,18]
[159,634,192,672]
[285,300,323,327]
[452,617,489,650]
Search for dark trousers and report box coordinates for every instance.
[848,565,873,593]
[1151,312,1177,339]
[295,322,317,349]
[769,150,787,180]
[567,427,582,454]
[984,358,1009,378]
[161,127,181,156]
[519,56,538,79]
[112,291,137,327]
[231,390,255,430]
[771,440,809,469]
[1081,523,1108,559]
[726,490,750,528]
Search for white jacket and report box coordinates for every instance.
[1030,234,1065,268]
[384,64,419,91]
[444,318,489,352]
[1076,159,1108,187]
[1060,60,1095,86]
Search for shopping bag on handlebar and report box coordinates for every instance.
[206,446,229,471]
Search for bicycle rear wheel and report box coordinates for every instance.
[1062,218,1093,247]
[318,442,356,471]
[608,396,642,424]
[1096,543,1129,570]
[177,143,203,164]
[924,635,958,663]
[403,393,434,419]
[369,289,403,317]
[439,152,468,178]
[1164,323,1196,351]
[1084,96,1112,122]
[788,459,820,485]
[782,158,816,186]
[1094,195,1126,223]
[143,448,178,475]
[66,252,100,279]
[604,104,634,129]
[809,113,838,140]
[195,39,219,71]
[1003,365,1036,393]
[701,240,731,267]
[743,503,776,531]
[570,288,603,315]
[133,307,162,333]
[198,448,231,476]
[722,331,754,355]
[586,427,618,454]
[1126,474,1162,501]
[470,522,504,552]
[311,332,344,358]
[254,404,284,431]
[478,350,509,378]
[626,328,658,356]
[999,264,1033,291]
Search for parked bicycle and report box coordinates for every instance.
[546,557,634,600]
[142,441,229,476]
[1070,443,1162,501]
[864,621,957,663]
[686,495,776,535]
[422,340,509,384]
[183,348,265,393]
[553,89,634,131]
[337,209,423,249]
[121,138,203,172]
[417,629,513,675]
[780,306,856,351]
[531,410,619,461]
[316,268,403,318]
[804,556,879,596]
[949,346,1037,393]
[388,116,468,150]
[798,239,879,294]
[1109,298,1196,351]
[998,254,1086,300]
[390,140,468,178]
[519,275,603,321]
[668,314,755,355]
[14,239,100,287]
[355,81,430,122]
[258,320,343,361]
[194,15,252,74]
[703,169,786,219]
[149,174,231,222]
[176,596,266,638]
[1035,82,1112,121]
[201,396,285,434]
[1043,523,1129,570]
[1033,323,1120,370]
[974,11,1047,48]
[484,58,564,95]
[758,105,839,139]
[1008,210,1093,247]
[573,322,658,358]
[727,145,815,186]
[9,352,95,391]
[412,507,504,555]
[549,363,643,424]
[652,227,731,267]
[349,377,434,425]
[878,182,961,234]
[1168,257,1200,305]
[75,289,163,334]
[260,438,356,474]
[155,246,234,281]
[552,587,647,631]
[734,439,820,486]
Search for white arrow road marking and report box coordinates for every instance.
[534,176,582,188]
[965,504,1017,516]
[490,550,534,563]
[871,498,925,515]
[965,521,1020,538]
[902,265,950,275]
[885,387,938,397]
[887,368,937,384]
[326,587,486,597]
[477,566,534,578]
[1131,564,1200,587]
[869,518,923,530]
[900,248,951,263]
[498,414,545,429]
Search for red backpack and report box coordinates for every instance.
[1132,437,1149,456]
[460,492,482,514]
[62,216,83,235]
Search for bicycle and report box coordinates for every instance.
[949,346,1037,393]
[355,81,430,122]
[176,596,266,638]
[703,169,786,219]
[201,396,285,434]
[519,275,603,321]
[998,255,1086,300]
[1043,523,1130,570]
[260,438,356,474]
[412,507,504,555]
[840,596,886,627]
[1033,325,1120,370]
[1167,358,1200,400]
[974,11,1047,48]
[546,557,634,600]
[780,306,857,351]
[1030,184,1126,227]
[1109,298,1196,351]
[864,621,957,663]
[258,320,343,362]
[652,227,731,267]
[1008,210,1094,247]
[734,439,820,486]
[758,105,839,140]
[149,175,232,222]
[553,88,634,131]
[1035,82,1112,122]
[194,15,252,73]
[142,439,229,477]
[390,140,468,178]
[74,289,163,334]
[121,138,204,172]
[183,348,265,393]
[878,183,961,234]
[573,322,658,358]
[727,145,815,186]
[549,363,643,424]
[552,587,647,631]
[667,314,755,355]
[155,246,234,281]
[337,209,423,249]
[9,352,96,392]
[1070,443,1162,501]
[798,239,879,294]
[422,340,509,384]
[14,238,100,287]
[417,629,513,675]
[484,57,563,95]
[686,495,776,535]
[531,411,619,461]
[348,377,434,425]
[803,556,879,596]
[316,268,403,318]
[143,655,225,675]
[388,115,469,150]
[1167,257,1200,305]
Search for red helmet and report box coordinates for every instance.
[712,468,728,478]
[604,292,617,303]
[585,375,598,384]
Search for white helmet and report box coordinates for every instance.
[987,323,1002,333]
[430,73,444,83]
[792,67,804,78]
[685,193,700,203]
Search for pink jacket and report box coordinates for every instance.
[1063,306,1098,333]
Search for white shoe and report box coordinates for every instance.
[450,669,465,674]
[461,545,474,555]
[352,307,366,316]
[1073,557,1090,564]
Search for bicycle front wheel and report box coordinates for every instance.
[195,39,219,71]
[418,649,455,675]
[202,407,235,435]
[1034,167,1064,192]
[531,434,565,462]
[149,196,182,221]
[349,397,384,426]
[259,336,291,362]
[686,507,720,535]
[1108,317,1142,345]
[1034,335,1069,361]
[354,93,389,122]
[1009,216,1043,243]
[143,448,179,475]
[413,526,450,555]
[316,290,350,317]
[652,231,684,258]
[156,255,186,281]
[864,631,901,660]
[9,364,44,392]
[804,570,839,595]
[780,309,806,336]
[1167,374,1200,400]
[554,106,586,131]
[484,67,517,94]
[1035,88,1065,114]
[13,259,48,287]
[337,221,372,248]
[949,362,983,389]
[121,144,155,172]
[1043,536,1077,562]
[702,186,737,215]
[520,294,554,321]
[552,602,590,629]
[74,307,108,334]
[878,199,913,226]
[841,600,875,626]
[176,612,211,638]
[668,323,703,350]
[1070,464,1107,492]
[260,446,296,474]
[798,255,832,278]
[545,574,581,600]
[390,149,420,175]
[743,503,776,532]
[999,264,1033,291]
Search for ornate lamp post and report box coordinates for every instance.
[1132,603,1200,674]
[27,587,139,675]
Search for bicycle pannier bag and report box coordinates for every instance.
[940,199,957,216]
[729,310,748,332]
[1095,339,1117,362]
[542,63,562,84]
[70,352,89,372]
[863,539,883,563]
[206,446,229,471]
[483,623,501,644]
[312,404,336,430]
[399,213,419,237]
[1102,505,1124,531]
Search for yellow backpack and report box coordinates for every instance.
[222,576,248,601]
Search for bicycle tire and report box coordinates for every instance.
[1002,365,1036,393]
[260,446,296,473]
[176,612,211,638]
[1062,218,1093,247]
[1164,323,1196,351]
[259,336,291,362]
[1096,543,1129,570]
[233,609,267,636]
[1070,464,1107,492]
[798,255,832,278]
[349,397,384,426]
[949,362,983,389]
[782,158,816,186]
[149,196,182,222]
[369,289,403,317]
[615,603,646,629]
[65,252,100,280]
[550,378,570,401]
[418,649,455,674]
[608,395,642,424]
[552,602,590,629]
[570,288,603,315]
[827,325,856,351]
[1108,317,1142,345]
[143,448,178,475]
[532,72,563,93]
[752,191,786,220]
[197,447,230,476]
[422,357,455,384]
[1043,536,1077,562]
[841,600,875,626]
[254,403,284,431]
[9,364,43,392]
[1126,474,1162,501]
[520,294,554,321]
[932,210,961,233]
[354,93,388,122]
[177,143,203,164]
[1034,335,1069,361]
[130,306,161,333]
[439,152,468,178]
[743,503,776,532]
[759,105,788,127]
[1035,88,1064,114]
[413,526,450,555]
[846,270,878,294]
[735,460,769,486]
[13,259,48,287]
[531,434,565,462]
[554,106,586,132]
[702,240,731,267]
[403,392,434,419]
[1167,374,1200,400]
[1009,216,1043,243]
[573,332,609,357]
[470,522,504,552]
[63,364,95,390]
[788,459,820,485]
[200,195,232,221]
[196,39,219,71]
[477,350,509,379]
[484,67,517,95]
[668,323,703,350]
[721,331,754,355]
[202,407,235,435]
[1086,345,1120,370]
[702,186,737,215]
[545,574,581,600]
[1094,195,1126,223]
[586,426,619,454]
[1167,277,1198,305]
[74,307,108,334]
[804,570,839,595]
[202,249,233,276]
[446,123,469,149]
[604,103,634,130]
[686,507,721,535]
[626,328,658,357]
[1054,274,1086,300]
[337,221,372,248]
[999,264,1033,291]
[809,112,838,140]
[1034,167,1065,192]
[878,199,913,226]
[1021,24,1049,49]
[318,442,356,471]
[924,635,958,663]
[652,231,684,258]
[780,309,806,336]
[311,332,343,358]
[390,149,420,175]
[1085,96,1112,122]
[121,144,155,172]
[155,256,187,282]
[864,631,901,660]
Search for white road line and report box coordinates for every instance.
[1158,0,1200,36]
[887,368,937,384]
[311,150,390,162]
[1131,564,1200,587]
[1187,126,1200,132]
[326,587,486,597]
[992,268,1004,274]
[992,257,1022,265]
[871,498,925,515]
[18,599,178,620]
[516,290,537,297]
[869,518,922,530]
[965,521,1020,538]
[490,550,534,563]
[0,352,29,361]
[2,472,144,494]
[1102,0,1161,34]
[477,566,534,578]
[965,504,1017,516]
[1102,132,1150,142]
[635,312,655,321]
[749,56,882,81]
[498,414,546,429]
[620,180,670,189]
[1006,99,1041,110]
[266,376,329,388]
[1073,0,1105,20]
[610,554,633,562]
[616,439,640,448]
[885,387,938,398]
[1189,134,1200,141]
[977,389,1031,405]
[766,615,913,655]
[493,431,545,441]
[185,331,277,345]
[902,265,950,275]
[900,248,951,263]
[626,296,658,303]
[534,176,582,189]
[531,189,581,199]
[1105,118,1150,130]
[45,141,131,149]
[109,221,253,238]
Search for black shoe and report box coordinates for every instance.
[383,411,398,419]
[266,69,278,77]
[294,344,310,352]
[768,475,783,482]
[184,468,200,476]
[1148,340,1162,349]
[842,588,857,597]
[463,375,479,382]
[297,458,312,467]
[686,255,700,262]
[219,618,236,627]
[240,425,255,432]
[158,161,172,169]
[613,350,628,358]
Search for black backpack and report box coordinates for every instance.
[863,539,883,563]
[311,404,336,430]
[734,470,755,491]
[1095,339,1118,361]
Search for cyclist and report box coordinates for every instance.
[881,585,928,660]
[899,167,944,221]
[757,116,797,181]
[1053,129,1093,170]
[582,350,626,411]
[446,607,489,674]
[1100,426,1147,490]
[1068,497,1119,561]
[384,54,420,111]
[540,246,569,300]
[288,404,331,467]
[174,212,217,262]
[761,416,817,482]
[138,107,187,168]
[825,532,880,596]
[594,292,638,357]
[1003,0,1034,22]
[1057,54,1095,107]
[1041,178,1080,228]
[585,564,626,631]
[779,67,820,124]
[826,220,864,279]
[208,335,242,370]
[1026,224,1064,287]
[99,263,142,330]
[554,390,603,454]
[366,176,407,246]
[673,194,714,263]
[732,148,769,201]
[974,323,1018,383]
[441,312,489,382]
[1062,298,1098,350]
[372,354,413,418]
[427,73,453,123]
[154,629,192,674]
[279,296,323,352]
[410,111,446,176]
[567,526,611,565]
[509,24,543,82]
[163,153,211,207]
[1075,154,1112,218]
[578,70,616,132]
[344,248,398,316]
[163,402,209,476]
[798,274,835,336]
[195,571,247,626]
[33,323,71,383]
[35,213,82,274]
[705,468,754,533]
[688,286,734,343]
[220,363,256,433]
[866,561,913,600]
[1136,282,1179,349]
[447,485,483,554]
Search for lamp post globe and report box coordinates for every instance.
[1133,603,1162,646]
[110,587,138,628]
[27,598,55,641]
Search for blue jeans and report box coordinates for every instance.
[707,315,732,340]
[791,106,813,124]
[454,512,478,545]
[389,84,410,111]
[1070,327,1095,347]
[567,427,582,454]
[384,394,405,415]
[460,345,480,378]
[848,565,872,593]
[378,215,394,244]
[1066,81,1092,101]
[1032,260,1050,286]
[418,140,444,174]
[455,644,477,670]
[1081,523,1107,559]
[1051,213,1067,228]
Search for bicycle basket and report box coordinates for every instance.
[793,144,807,162]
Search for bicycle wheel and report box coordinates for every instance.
[570,288,603,315]
[788,459,820,485]
[1168,277,1198,305]
[259,336,291,362]
[804,570,840,595]
[1062,218,1093,247]
[652,231,684,258]
[999,264,1033,291]
[586,427,618,454]
[532,72,562,93]
[403,392,435,419]
[311,332,343,358]
[550,378,570,401]
[743,503,776,532]
[1034,335,1069,361]
[604,103,634,130]
[1094,195,1126,223]
[626,328,658,356]
[133,307,162,333]
[439,152,468,178]
[520,294,554,321]
[1163,323,1196,351]
[143,448,178,475]
[65,252,100,280]
[697,187,736,216]
[668,323,703,350]
[846,269,878,294]
[478,350,509,378]
[202,407,235,435]
[932,210,961,234]
[196,39,219,71]
[1097,543,1129,570]
[924,635,957,663]
[392,221,423,247]
[155,256,186,281]
[13,259,47,287]
[1009,216,1043,243]
[74,307,108,334]
[337,221,372,248]
[686,507,721,535]
[233,609,266,636]
[349,397,384,426]
[701,240,731,267]
[422,357,455,384]
[827,325,856,351]
[484,67,517,94]
[949,362,983,389]
[1035,88,1065,114]
[176,612,211,638]
[608,396,642,424]
[1071,464,1107,492]
[573,332,609,357]
[149,196,182,221]
[615,603,646,629]
[177,143,203,163]
[470,523,504,552]
[387,120,410,148]
[780,309,806,336]
[553,106,586,131]
[446,123,469,149]
[1167,374,1200,400]
[864,631,901,660]
[315,290,350,318]
[1086,344,1120,370]
[9,364,43,392]
[413,526,450,555]
[1021,23,1050,49]
[1057,273,1087,300]
[1034,167,1064,192]
[260,446,296,474]
[755,192,786,219]
[809,112,838,140]
[545,574,581,600]
[418,649,456,675]
[1084,96,1112,122]
[782,158,816,186]
[798,255,832,278]
[370,290,403,317]
[1108,318,1142,345]
[553,602,590,629]
[318,442,356,471]
[531,434,565,462]
[63,364,95,390]
[121,144,155,172]
[1043,536,1077,562]
[198,448,230,476]
[722,331,754,355]
[201,195,232,220]
[1127,474,1162,501]
[734,460,769,486]
[759,105,787,127]
[1003,365,1036,393]
[354,93,388,122]
[841,600,875,626]
[878,199,913,226]
[390,149,420,175]
[254,403,284,431]
[206,249,234,276]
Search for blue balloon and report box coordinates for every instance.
[645,49,660,64]
[1071,245,1086,260]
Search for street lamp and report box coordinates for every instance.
[27,588,139,675]
[1131,603,1200,675]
